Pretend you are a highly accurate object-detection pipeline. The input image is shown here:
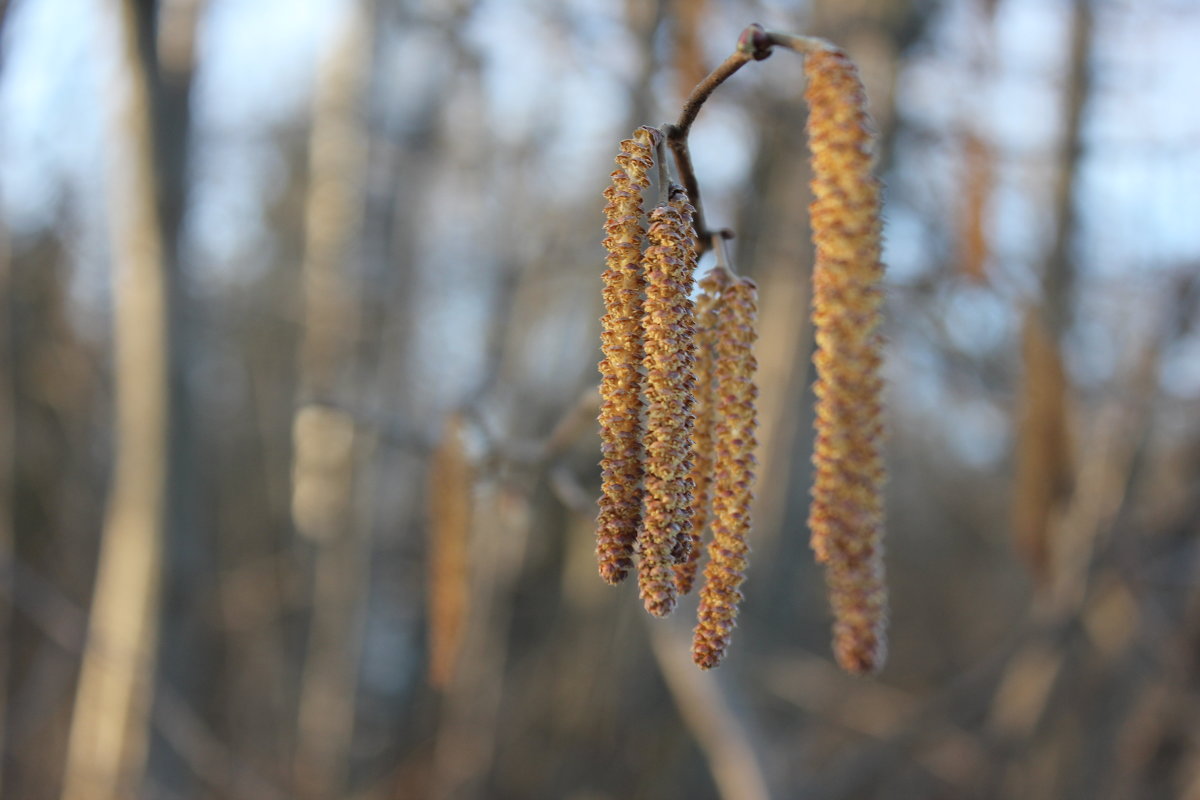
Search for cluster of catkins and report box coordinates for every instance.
[597,126,759,669]
[597,42,888,675]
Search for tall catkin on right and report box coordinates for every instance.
[693,276,758,669]
[638,186,699,618]
[804,47,889,675]
[597,126,659,585]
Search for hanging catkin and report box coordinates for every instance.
[804,46,889,674]
[638,185,699,617]
[675,267,730,595]
[693,275,758,669]
[597,126,659,585]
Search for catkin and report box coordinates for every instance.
[675,267,730,594]
[1013,306,1072,583]
[426,413,473,688]
[804,47,889,674]
[597,126,660,585]
[638,185,699,617]
[693,276,758,669]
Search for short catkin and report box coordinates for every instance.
[597,126,660,585]
[675,267,731,595]
[638,185,699,617]
[804,47,889,674]
[693,275,758,669]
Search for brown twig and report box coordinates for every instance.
[664,24,832,252]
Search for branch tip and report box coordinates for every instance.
[736,23,773,61]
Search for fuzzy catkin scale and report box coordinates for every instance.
[597,127,659,585]
[693,277,758,669]
[804,48,889,674]
[638,188,699,618]
[675,268,730,595]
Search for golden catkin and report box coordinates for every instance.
[638,185,699,617]
[959,134,993,284]
[804,47,889,674]
[693,276,758,668]
[426,412,473,688]
[597,126,659,585]
[1013,306,1073,583]
[675,267,731,594]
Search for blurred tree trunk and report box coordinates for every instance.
[60,0,171,797]
[1043,0,1091,339]
[144,0,211,794]
[0,222,11,796]
[290,3,372,797]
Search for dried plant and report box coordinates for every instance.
[693,274,759,669]
[596,25,888,674]
[597,126,660,585]
[959,133,993,283]
[427,412,474,688]
[1013,306,1074,582]
[803,46,888,674]
[638,186,700,617]
[675,267,731,595]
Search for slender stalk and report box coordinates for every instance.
[664,25,833,252]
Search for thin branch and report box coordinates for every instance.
[664,24,833,252]
[647,620,772,800]
[711,233,738,278]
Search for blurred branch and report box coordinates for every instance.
[1042,0,1093,337]
[482,384,600,470]
[647,622,772,800]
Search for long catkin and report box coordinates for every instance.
[426,413,473,688]
[693,276,758,669]
[638,186,699,617]
[804,47,889,674]
[675,267,731,595]
[597,126,659,585]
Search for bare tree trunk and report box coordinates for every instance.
[0,221,12,796]
[60,1,170,797]
[290,4,372,797]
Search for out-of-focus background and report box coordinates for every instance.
[2,0,1199,798]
